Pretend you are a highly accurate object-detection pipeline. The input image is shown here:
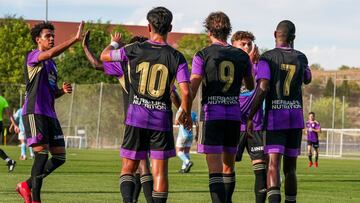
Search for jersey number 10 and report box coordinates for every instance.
[136,62,169,98]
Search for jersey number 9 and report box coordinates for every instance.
[219,61,235,92]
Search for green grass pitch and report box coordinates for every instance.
[0,146,359,202]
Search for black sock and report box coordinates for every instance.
[26,177,32,189]
[141,174,154,203]
[267,186,281,203]
[0,149,9,160]
[209,173,226,203]
[132,173,141,203]
[152,191,168,203]
[41,153,66,178]
[253,163,267,203]
[285,194,296,203]
[31,151,49,202]
[223,173,235,203]
[120,174,135,203]
[315,155,318,163]
[308,154,312,162]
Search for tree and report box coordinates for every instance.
[0,15,34,84]
[310,63,324,71]
[57,20,133,84]
[305,79,323,97]
[338,65,350,70]
[177,34,209,66]
[311,97,348,128]
[323,77,335,97]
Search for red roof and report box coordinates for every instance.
[26,19,198,48]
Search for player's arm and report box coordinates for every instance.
[9,110,20,133]
[194,119,199,141]
[100,32,125,62]
[82,30,103,70]
[55,82,72,99]
[314,121,321,133]
[170,87,181,109]
[4,107,20,133]
[243,58,255,91]
[190,53,204,100]
[37,21,84,61]
[304,65,312,84]
[246,59,271,135]
[178,82,192,129]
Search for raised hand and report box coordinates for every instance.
[249,44,260,64]
[62,82,72,94]
[111,32,122,44]
[82,30,90,48]
[75,21,85,41]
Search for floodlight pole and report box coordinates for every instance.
[45,0,48,22]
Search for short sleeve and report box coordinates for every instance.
[176,54,190,83]
[304,66,312,82]
[103,62,124,79]
[110,47,129,62]
[244,57,252,78]
[27,50,41,67]
[255,60,271,81]
[191,52,205,76]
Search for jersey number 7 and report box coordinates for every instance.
[280,64,296,96]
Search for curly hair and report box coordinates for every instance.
[204,12,232,41]
[30,21,55,44]
[231,31,255,44]
[147,7,173,36]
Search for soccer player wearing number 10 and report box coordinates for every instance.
[190,12,254,203]
[101,7,192,203]
[246,20,312,203]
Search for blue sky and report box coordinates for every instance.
[1,0,359,70]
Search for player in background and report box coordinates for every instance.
[10,107,35,160]
[0,93,16,172]
[190,12,254,203]
[16,21,84,203]
[231,31,267,203]
[175,109,199,173]
[100,7,192,203]
[305,112,321,167]
[246,20,311,203]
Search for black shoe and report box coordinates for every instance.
[7,160,16,172]
[178,169,185,173]
[184,161,193,173]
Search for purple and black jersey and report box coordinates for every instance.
[110,40,190,132]
[192,43,252,121]
[240,63,264,131]
[306,121,320,142]
[257,47,311,130]
[23,49,59,118]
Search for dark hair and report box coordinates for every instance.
[146,7,173,36]
[129,35,148,44]
[309,112,315,116]
[30,21,55,44]
[231,31,255,44]
[204,11,232,41]
[276,20,295,43]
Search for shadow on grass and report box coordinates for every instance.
[302,179,360,183]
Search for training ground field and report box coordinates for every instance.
[0,146,359,203]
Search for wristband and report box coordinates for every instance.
[110,41,119,49]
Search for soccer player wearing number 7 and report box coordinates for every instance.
[190,12,254,203]
[246,20,312,203]
[100,7,192,203]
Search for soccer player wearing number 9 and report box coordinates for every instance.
[100,7,192,203]
[190,12,254,203]
[246,20,312,203]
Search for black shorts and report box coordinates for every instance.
[198,120,240,155]
[236,131,265,162]
[307,140,319,149]
[23,114,65,147]
[264,129,302,157]
[120,125,175,160]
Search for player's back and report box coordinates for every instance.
[124,40,188,131]
[260,47,308,130]
[200,44,250,104]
